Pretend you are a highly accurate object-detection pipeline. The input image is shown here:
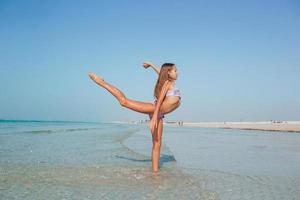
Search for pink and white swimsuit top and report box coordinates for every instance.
[165,85,181,98]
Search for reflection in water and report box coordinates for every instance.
[115,154,176,167]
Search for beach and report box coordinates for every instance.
[180,121,300,133]
[1,120,300,199]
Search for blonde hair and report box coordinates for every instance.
[154,63,175,99]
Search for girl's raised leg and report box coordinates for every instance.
[88,72,155,114]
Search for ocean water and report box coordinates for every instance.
[1,120,300,199]
[0,120,217,200]
[164,126,300,200]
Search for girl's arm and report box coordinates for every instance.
[143,61,160,75]
[149,80,170,133]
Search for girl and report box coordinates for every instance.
[88,61,181,172]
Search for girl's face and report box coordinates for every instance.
[168,65,178,80]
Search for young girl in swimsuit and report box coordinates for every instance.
[88,61,181,173]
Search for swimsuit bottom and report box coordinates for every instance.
[152,99,165,120]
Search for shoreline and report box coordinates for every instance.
[180,121,300,133]
[113,120,300,133]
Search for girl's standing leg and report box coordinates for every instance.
[151,118,163,172]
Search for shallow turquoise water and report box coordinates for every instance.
[1,120,300,199]
[164,125,300,200]
[0,120,217,199]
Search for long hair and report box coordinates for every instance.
[154,63,175,99]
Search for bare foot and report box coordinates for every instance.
[88,72,105,85]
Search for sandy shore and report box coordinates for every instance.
[181,121,300,133]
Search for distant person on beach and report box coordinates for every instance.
[88,61,181,172]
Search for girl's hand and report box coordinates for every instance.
[143,61,153,69]
[149,117,158,134]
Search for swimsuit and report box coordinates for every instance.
[152,100,165,120]
[166,86,181,98]
[152,85,181,120]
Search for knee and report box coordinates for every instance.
[119,96,127,107]
[153,142,161,150]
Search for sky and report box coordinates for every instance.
[0,0,299,122]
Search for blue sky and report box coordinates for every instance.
[0,0,299,122]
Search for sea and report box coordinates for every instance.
[1,120,300,199]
